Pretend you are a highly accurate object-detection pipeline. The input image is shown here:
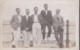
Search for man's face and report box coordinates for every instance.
[56,9,60,15]
[34,7,38,14]
[26,9,30,15]
[16,8,20,15]
[44,4,48,10]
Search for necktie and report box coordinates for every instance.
[18,15,21,23]
[26,15,28,20]
[27,16,28,20]
[57,16,59,20]
[46,11,47,15]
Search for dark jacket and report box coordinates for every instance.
[41,10,52,25]
[21,15,32,31]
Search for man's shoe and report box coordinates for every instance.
[59,44,64,48]
[29,41,33,47]
[12,45,16,48]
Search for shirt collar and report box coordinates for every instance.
[34,13,39,16]
[17,14,20,16]
[17,15,21,17]
[26,14,29,16]
[44,9,48,12]
[57,14,60,16]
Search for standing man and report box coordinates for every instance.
[21,9,32,48]
[41,3,52,43]
[52,9,64,48]
[31,7,44,47]
[10,8,22,48]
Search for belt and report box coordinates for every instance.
[33,22,39,23]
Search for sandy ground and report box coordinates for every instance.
[2,40,76,48]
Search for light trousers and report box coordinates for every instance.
[22,30,32,47]
[32,23,42,47]
[12,27,21,46]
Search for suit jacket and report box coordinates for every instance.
[52,15,64,31]
[10,14,22,30]
[41,10,52,25]
[30,14,44,29]
[21,15,32,31]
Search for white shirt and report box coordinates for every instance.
[34,14,39,23]
[44,10,48,15]
[26,15,29,20]
[18,15,21,23]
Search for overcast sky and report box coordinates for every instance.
[0,0,79,24]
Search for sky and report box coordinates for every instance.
[0,0,79,25]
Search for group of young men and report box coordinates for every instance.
[10,3,64,48]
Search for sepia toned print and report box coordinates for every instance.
[0,0,79,49]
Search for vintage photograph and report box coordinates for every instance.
[0,0,79,49]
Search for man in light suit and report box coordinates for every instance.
[21,9,32,47]
[41,4,52,42]
[31,7,44,47]
[52,9,64,48]
[10,8,22,48]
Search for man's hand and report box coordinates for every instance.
[58,24,63,27]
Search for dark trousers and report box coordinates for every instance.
[54,27,64,48]
[42,23,52,40]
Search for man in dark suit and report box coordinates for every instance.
[41,4,52,43]
[52,9,64,48]
[21,9,32,48]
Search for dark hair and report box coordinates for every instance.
[16,8,20,11]
[34,7,38,9]
[26,9,29,11]
[56,9,60,11]
[44,3,48,6]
